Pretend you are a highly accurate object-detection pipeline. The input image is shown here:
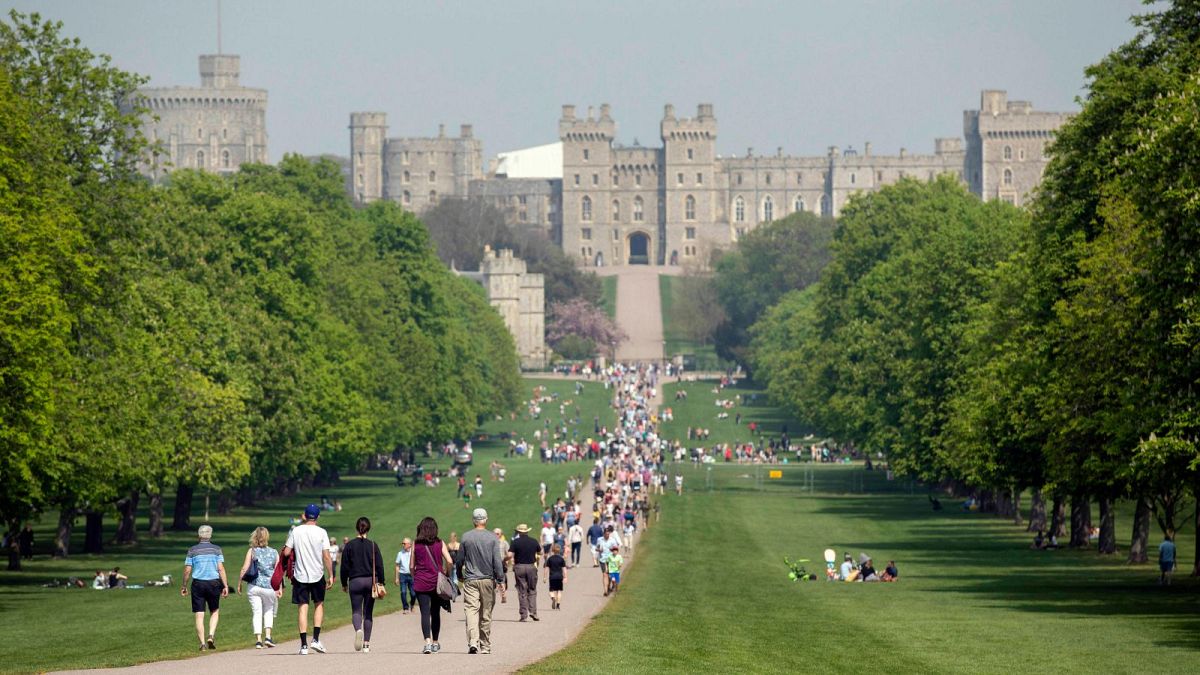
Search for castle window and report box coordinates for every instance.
[403,190,411,205]
[1019,148,1026,161]
[796,172,802,183]
[519,195,527,205]
[574,174,580,186]
[735,196,745,222]
[735,227,746,239]
[765,173,772,186]
[613,173,619,186]
[429,190,438,204]
[687,148,694,160]
[612,200,621,222]
[197,150,205,167]
[633,197,644,222]
[429,170,436,182]
[221,150,230,168]
[677,172,684,186]
[403,170,410,183]
[1003,145,1012,160]
[877,171,883,181]
[1003,168,1013,185]
[697,172,703,185]
[794,197,805,213]
[357,173,363,187]
[850,173,856,185]
[581,196,593,221]
[593,173,599,186]
[820,194,831,216]
[737,173,743,185]
[583,149,590,161]
[762,195,774,222]
[685,227,696,240]
[222,128,227,140]
[402,151,410,164]
[685,195,696,221]
[582,228,592,240]
[613,229,619,240]
[635,173,642,186]
[198,128,203,140]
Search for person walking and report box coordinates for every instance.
[329,537,340,580]
[282,504,333,655]
[509,524,540,621]
[595,525,622,595]
[568,520,584,567]
[493,528,512,604]
[340,517,385,653]
[394,538,416,614]
[1159,530,1177,586]
[235,526,280,649]
[181,524,229,652]
[543,544,567,610]
[412,516,454,654]
[459,508,504,654]
[586,518,603,567]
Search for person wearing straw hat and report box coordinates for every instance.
[509,523,541,621]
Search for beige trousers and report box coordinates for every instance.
[462,578,496,652]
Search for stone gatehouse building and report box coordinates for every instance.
[352,89,1070,267]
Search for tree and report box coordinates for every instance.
[547,298,627,358]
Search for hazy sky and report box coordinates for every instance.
[13,1,1150,162]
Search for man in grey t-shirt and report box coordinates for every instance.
[460,508,503,654]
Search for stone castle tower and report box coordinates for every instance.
[460,248,547,370]
[132,54,268,180]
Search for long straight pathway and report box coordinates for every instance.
[593,265,681,363]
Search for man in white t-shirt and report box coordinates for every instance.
[540,524,556,555]
[283,504,333,655]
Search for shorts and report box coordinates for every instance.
[608,572,621,584]
[542,543,552,555]
[1160,561,1174,573]
[291,578,327,605]
[549,578,564,592]
[190,579,223,613]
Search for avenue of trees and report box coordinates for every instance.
[1,12,521,568]
[747,1,1200,571]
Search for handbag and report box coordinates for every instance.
[270,554,284,590]
[370,541,388,599]
[424,543,456,602]
[241,554,259,583]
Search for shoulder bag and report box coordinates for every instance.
[370,540,388,598]
[425,543,456,602]
[241,551,259,583]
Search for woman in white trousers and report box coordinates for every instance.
[237,527,282,649]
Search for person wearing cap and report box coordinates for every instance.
[595,525,622,596]
[839,552,854,581]
[459,508,504,654]
[605,544,624,593]
[181,524,229,652]
[509,523,541,621]
[282,504,333,655]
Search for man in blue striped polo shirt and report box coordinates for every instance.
[181,524,229,651]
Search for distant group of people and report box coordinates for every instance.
[832,552,898,582]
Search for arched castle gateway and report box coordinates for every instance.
[347,90,1070,267]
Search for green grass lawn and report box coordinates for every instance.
[658,379,808,448]
[0,377,611,674]
[528,461,1200,674]
[658,275,724,369]
[600,275,617,319]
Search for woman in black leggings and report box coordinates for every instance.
[411,516,454,654]
[340,517,385,652]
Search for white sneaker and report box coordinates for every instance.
[354,629,364,652]
[310,640,327,654]
[362,645,371,653]
[299,646,309,655]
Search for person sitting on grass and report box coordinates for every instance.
[1031,530,1047,550]
[882,561,899,582]
[839,553,855,581]
[108,567,129,589]
[92,570,107,590]
[857,554,878,582]
[606,544,624,594]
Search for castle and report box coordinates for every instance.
[350,90,1070,266]
[130,54,268,180]
[457,248,548,370]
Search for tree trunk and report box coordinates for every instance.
[83,512,104,554]
[1051,493,1067,538]
[1128,496,1151,563]
[997,490,1015,519]
[115,489,140,544]
[54,507,76,558]
[5,527,20,571]
[1097,496,1116,554]
[148,493,164,538]
[216,490,234,516]
[172,483,193,530]
[1011,487,1023,526]
[1069,494,1090,548]
[1193,506,1200,577]
[978,489,997,513]
[236,486,255,508]
[1028,488,1047,533]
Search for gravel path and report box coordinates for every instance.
[592,266,680,363]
